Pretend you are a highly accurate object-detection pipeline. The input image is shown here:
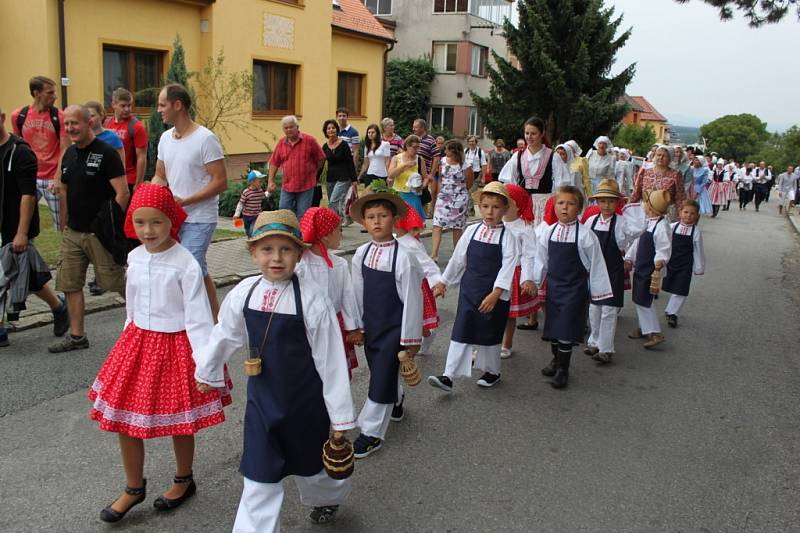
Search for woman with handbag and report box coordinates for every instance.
[388,135,430,221]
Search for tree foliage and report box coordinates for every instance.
[699,113,770,161]
[750,127,800,169]
[613,123,657,156]
[674,0,798,27]
[473,0,635,148]
[385,57,437,138]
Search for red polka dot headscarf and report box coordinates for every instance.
[124,183,188,242]
[395,201,425,233]
[299,207,341,267]
[505,184,534,223]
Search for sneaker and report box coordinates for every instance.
[353,434,382,459]
[666,314,678,328]
[500,347,513,359]
[627,328,645,339]
[643,333,665,349]
[0,328,9,348]
[427,375,453,392]
[48,334,89,353]
[390,401,404,422]
[52,296,69,337]
[309,505,339,524]
[593,352,613,364]
[583,346,599,356]
[476,372,501,388]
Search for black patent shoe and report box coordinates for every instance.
[100,479,147,523]
[541,358,557,377]
[153,473,196,511]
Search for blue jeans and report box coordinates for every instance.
[326,181,351,217]
[279,188,315,220]
[179,222,216,276]
[243,215,258,238]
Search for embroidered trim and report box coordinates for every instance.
[401,338,422,345]
[591,291,615,300]
[331,420,356,430]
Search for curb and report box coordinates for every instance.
[788,212,800,235]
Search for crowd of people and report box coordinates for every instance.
[0,74,790,532]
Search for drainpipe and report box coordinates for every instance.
[57,0,68,107]
[381,40,395,118]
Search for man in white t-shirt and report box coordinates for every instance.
[152,83,227,319]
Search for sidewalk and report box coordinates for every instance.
[11,214,472,331]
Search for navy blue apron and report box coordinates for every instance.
[451,225,510,346]
[240,276,330,483]
[362,242,403,404]
[543,223,589,344]
[662,224,694,296]
[632,217,663,308]
[590,214,624,308]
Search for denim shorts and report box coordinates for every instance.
[179,222,216,276]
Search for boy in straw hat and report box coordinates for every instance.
[349,192,424,458]
[583,179,646,364]
[194,210,356,531]
[625,190,673,349]
[428,181,518,392]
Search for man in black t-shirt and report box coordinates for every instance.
[49,105,128,353]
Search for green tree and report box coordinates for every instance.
[699,113,770,161]
[472,0,635,148]
[385,57,436,138]
[674,0,798,27]
[751,126,800,169]
[613,123,657,156]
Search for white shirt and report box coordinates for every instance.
[464,147,486,173]
[158,126,225,223]
[396,233,442,286]
[670,222,705,275]
[503,218,537,268]
[583,202,647,252]
[365,141,391,177]
[625,217,673,272]
[525,220,613,301]
[441,222,518,301]
[498,148,543,185]
[125,243,213,350]
[351,240,424,346]
[193,275,355,431]
[295,251,361,331]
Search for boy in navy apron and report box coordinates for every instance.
[349,193,423,459]
[428,182,518,392]
[663,199,705,328]
[522,185,612,388]
[194,210,356,532]
[583,179,646,364]
[624,190,673,349]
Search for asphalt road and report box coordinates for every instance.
[1,208,799,532]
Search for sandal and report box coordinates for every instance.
[99,479,147,523]
[153,473,196,511]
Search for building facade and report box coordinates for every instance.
[621,95,670,145]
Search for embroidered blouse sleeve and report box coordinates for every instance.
[653,221,672,265]
[494,229,517,295]
[520,225,538,283]
[398,252,424,346]
[693,228,705,275]
[498,152,519,184]
[616,203,647,249]
[350,245,367,327]
[411,238,443,285]
[337,260,362,330]
[579,229,614,301]
[532,223,550,287]
[124,254,138,329]
[441,226,474,286]
[181,258,215,354]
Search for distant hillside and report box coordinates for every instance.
[670,125,699,145]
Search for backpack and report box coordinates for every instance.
[104,116,141,164]
[15,105,60,136]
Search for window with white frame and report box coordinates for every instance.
[468,108,483,137]
[364,0,392,15]
[430,106,454,132]
[432,42,458,73]
[471,45,488,76]
[434,0,469,13]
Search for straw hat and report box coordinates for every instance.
[472,181,516,208]
[349,192,407,223]
[590,178,623,199]
[645,190,672,216]
[246,209,309,247]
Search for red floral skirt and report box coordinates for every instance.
[510,265,538,318]
[337,312,359,380]
[422,279,440,331]
[89,324,231,439]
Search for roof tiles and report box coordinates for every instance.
[332,0,395,42]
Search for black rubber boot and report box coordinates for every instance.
[551,344,571,389]
[541,340,559,377]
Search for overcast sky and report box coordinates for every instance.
[606,0,799,131]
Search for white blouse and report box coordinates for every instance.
[498,148,544,186]
[125,243,213,350]
[441,222,518,301]
[295,251,362,331]
[193,275,355,431]
[365,141,391,177]
[624,217,673,273]
[503,218,537,268]
[583,202,647,252]
[351,240,424,346]
[396,233,442,286]
[523,219,613,301]
[587,152,617,181]
[669,222,705,275]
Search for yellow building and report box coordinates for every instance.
[0,0,394,175]
[620,95,669,145]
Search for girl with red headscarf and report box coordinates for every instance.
[297,207,362,377]
[90,183,231,523]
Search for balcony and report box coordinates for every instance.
[470,0,512,26]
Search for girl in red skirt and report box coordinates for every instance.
[501,184,537,358]
[89,183,230,523]
[297,207,362,378]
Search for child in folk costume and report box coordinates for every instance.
[349,193,424,458]
[297,207,362,378]
[89,184,230,523]
[194,210,355,531]
[662,199,706,328]
[501,184,538,359]
[522,186,612,389]
[625,190,673,349]
[428,182,518,392]
[582,179,646,364]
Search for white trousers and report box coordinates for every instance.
[664,294,686,316]
[587,303,619,354]
[635,304,661,334]
[357,374,403,440]
[443,341,501,378]
[233,471,352,533]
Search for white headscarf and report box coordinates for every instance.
[618,148,631,161]
[593,136,614,152]
[565,140,583,157]
[553,143,576,187]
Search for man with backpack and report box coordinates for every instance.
[105,87,148,193]
[11,76,69,230]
